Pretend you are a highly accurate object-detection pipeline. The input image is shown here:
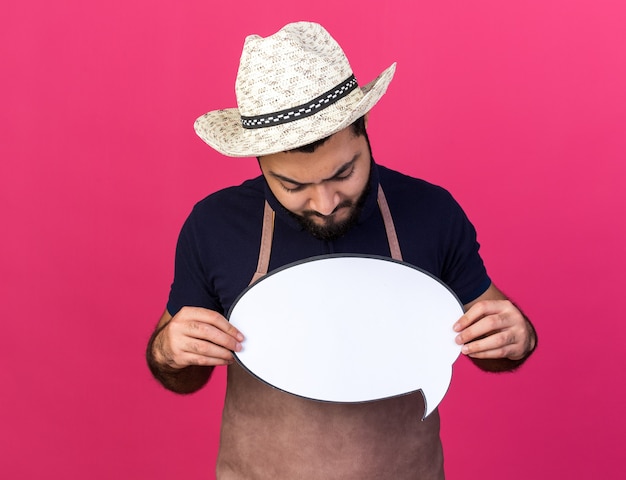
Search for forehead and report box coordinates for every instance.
[258,127,368,180]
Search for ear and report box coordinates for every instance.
[364,111,370,127]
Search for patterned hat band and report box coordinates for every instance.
[240,75,358,129]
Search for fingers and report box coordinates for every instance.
[453,300,509,345]
[459,329,523,360]
[176,306,244,350]
[171,339,236,367]
[158,306,245,369]
[453,300,530,361]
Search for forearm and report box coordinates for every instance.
[146,323,214,394]
[469,356,529,372]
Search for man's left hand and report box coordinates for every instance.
[453,284,536,370]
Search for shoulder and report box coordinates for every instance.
[193,175,265,210]
[187,176,266,222]
[375,163,476,251]
[177,175,267,246]
[377,164,460,214]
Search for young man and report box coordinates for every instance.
[147,22,536,479]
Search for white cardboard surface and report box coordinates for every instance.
[228,255,463,418]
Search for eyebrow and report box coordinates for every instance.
[269,154,360,187]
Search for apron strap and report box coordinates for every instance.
[249,200,275,285]
[377,184,403,261]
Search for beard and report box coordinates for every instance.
[289,181,371,241]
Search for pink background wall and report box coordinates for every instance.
[2,1,625,478]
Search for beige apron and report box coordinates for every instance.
[216,185,444,479]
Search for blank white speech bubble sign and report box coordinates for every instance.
[228,255,463,419]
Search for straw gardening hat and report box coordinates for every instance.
[194,22,396,157]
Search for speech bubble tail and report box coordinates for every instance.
[419,366,453,420]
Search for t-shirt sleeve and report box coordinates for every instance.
[166,210,222,316]
[439,195,491,305]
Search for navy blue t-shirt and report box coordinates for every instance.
[167,162,491,316]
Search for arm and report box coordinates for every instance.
[146,307,244,394]
[453,284,537,372]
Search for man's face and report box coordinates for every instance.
[258,126,372,241]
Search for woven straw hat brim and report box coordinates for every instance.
[194,63,396,158]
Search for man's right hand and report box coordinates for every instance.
[153,306,245,369]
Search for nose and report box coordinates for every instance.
[309,184,340,216]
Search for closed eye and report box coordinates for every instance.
[279,167,354,193]
[334,166,355,182]
[279,182,306,193]
[271,155,359,193]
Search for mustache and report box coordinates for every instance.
[301,200,353,219]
